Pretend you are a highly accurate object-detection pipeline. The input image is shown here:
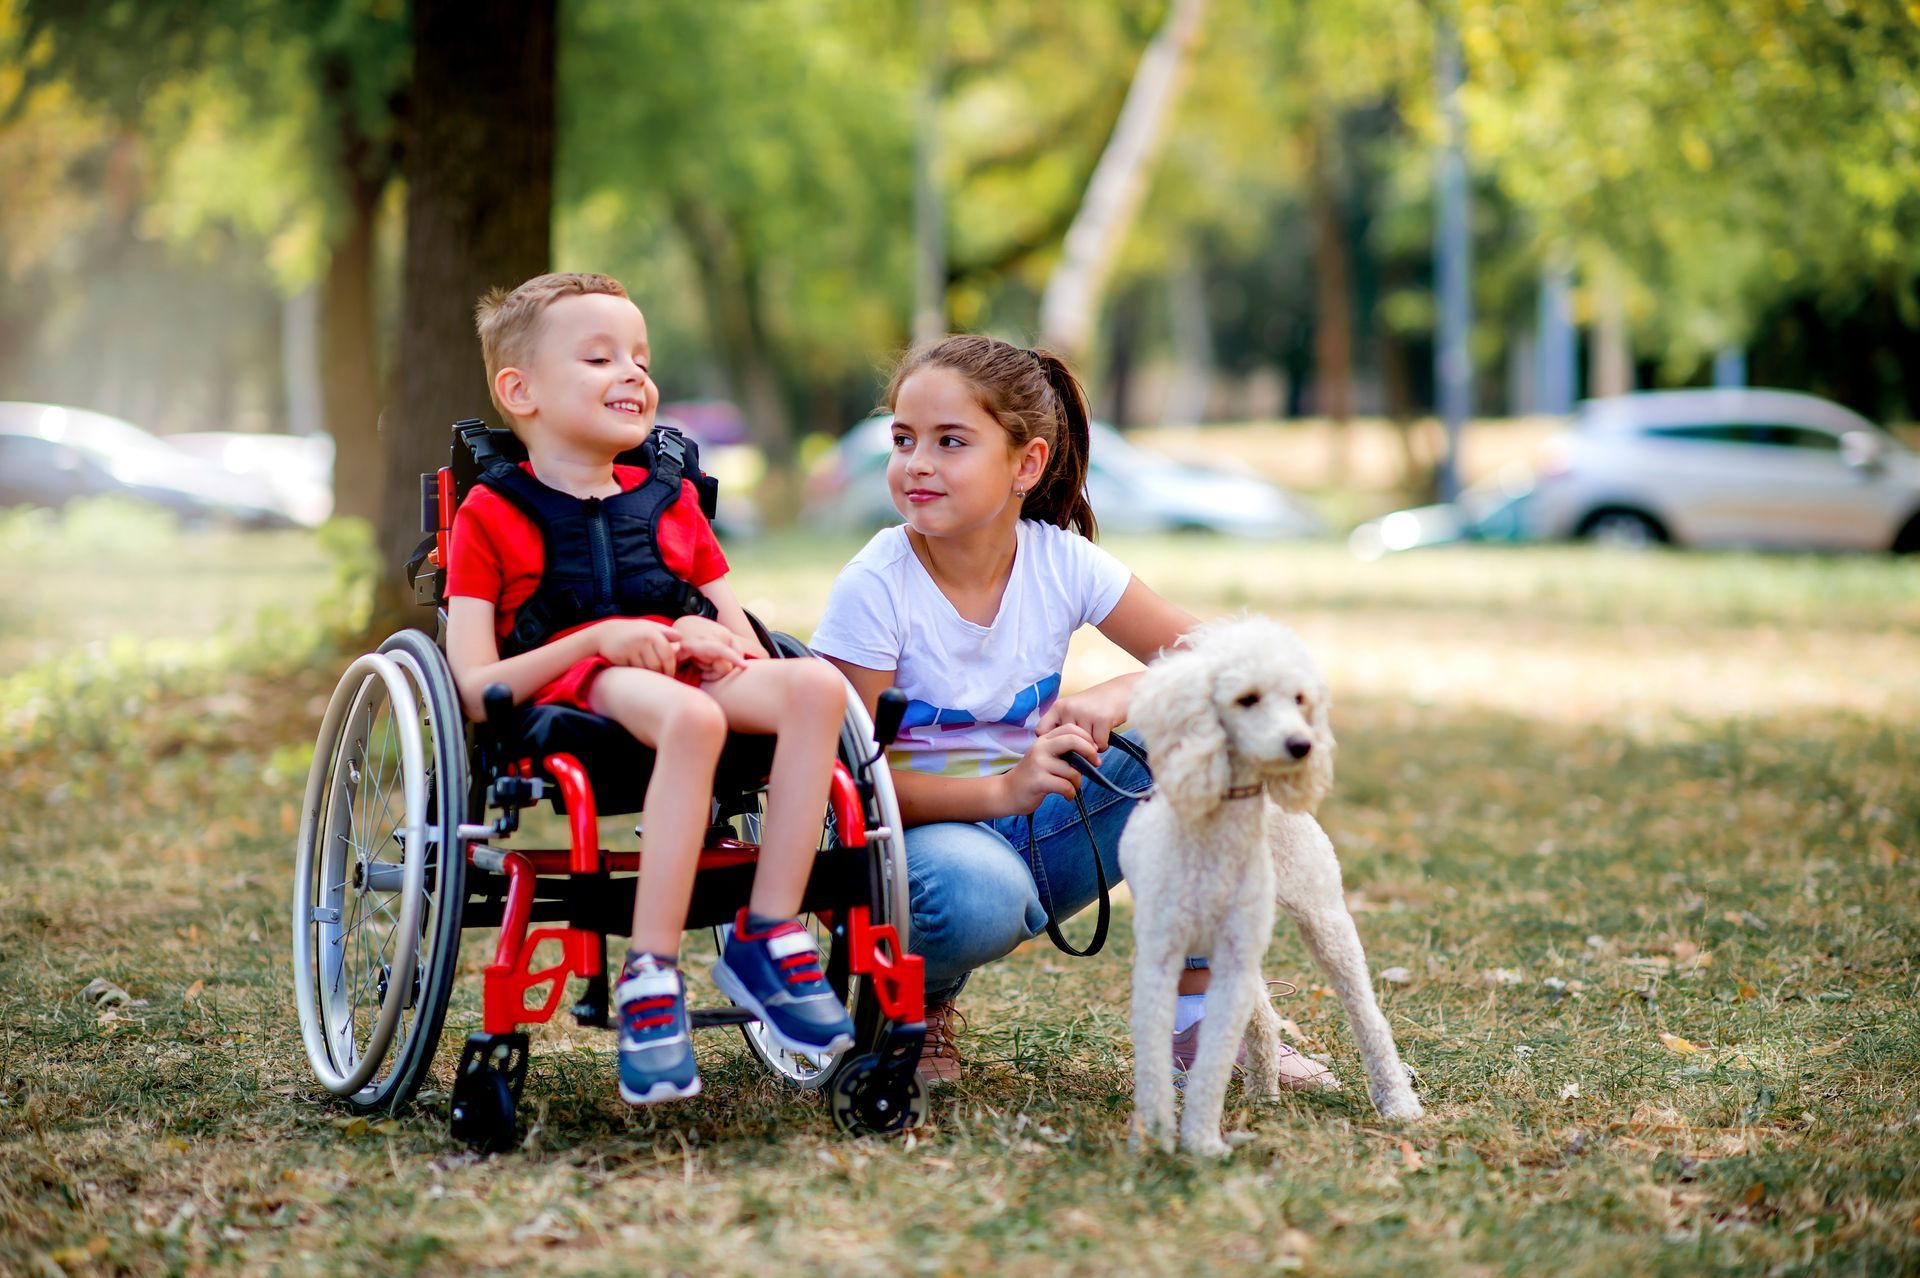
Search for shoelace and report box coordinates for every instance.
[737,913,829,988]
[923,1003,967,1058]
[623,994,678,1035]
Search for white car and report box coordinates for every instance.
[802,415,1324,539]
[1527,390,1920,552]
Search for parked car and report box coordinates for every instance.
[1350,390,1920,557]
[1530,390,1920,551]
[169,431,335,527]
[802,415,1324,538]
[0,402,294,529]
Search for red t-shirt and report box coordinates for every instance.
[447,461,730,645]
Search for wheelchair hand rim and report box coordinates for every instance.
[292,651,429,1097]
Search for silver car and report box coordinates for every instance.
[802,415,1324,538]
[1528,390,1920,552]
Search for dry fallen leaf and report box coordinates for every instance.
[1559,1081,1582,1101]
[1484,968,1526,987]
[1398,1139,1424,1172]
[1380,967,1412,985]
[1807,1036,1851,1059]
[183,979,205,1003]
[1659,1033,1704,1055]
[81,977,132,1007]
[1740,1182,1766,1208]
[1736,983,1758,1001]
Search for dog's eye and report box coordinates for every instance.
[1235,692,1261,708]
[1294,692,1306,706]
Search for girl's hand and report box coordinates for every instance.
[673,616,751,678]
[1037,680,1131,751]
[597,619,682,674]
[997,724,1099,815]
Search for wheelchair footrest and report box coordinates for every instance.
[689,1007,758,1029]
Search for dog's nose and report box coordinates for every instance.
[1286,737,1312,760]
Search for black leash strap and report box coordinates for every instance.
[1026,735,1155,958]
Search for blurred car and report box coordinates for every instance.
[170,431,335,526]
[0,402,294,529]
[1350,389,1920,556]
[657,403,761,538]
[802,415,1324,538]
[1347,465,1537,560]
[1530,390,1920,551]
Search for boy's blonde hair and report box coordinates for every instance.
[475,272,630,421]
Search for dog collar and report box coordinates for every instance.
[1222,783,1263,800]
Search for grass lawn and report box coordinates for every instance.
[3,511,1918,1275]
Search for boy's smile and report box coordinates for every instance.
[504,291,659,464]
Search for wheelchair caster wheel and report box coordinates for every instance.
[449,1031,528,1154]
[829,1052,924,1136]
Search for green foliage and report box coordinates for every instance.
[1463,0,1920,366]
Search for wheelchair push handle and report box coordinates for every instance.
[482,683,520,739]
[872,688,908,749]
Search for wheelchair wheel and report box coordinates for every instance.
[723,653,911,1091]
[293,629,470,1111]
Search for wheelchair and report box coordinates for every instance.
[291,419,926,1152]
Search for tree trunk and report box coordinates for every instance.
[375,0,554,625]
[673,197,801,523]
[1038,0,1209,360]
[1307,115,1353,484]
[320,176,384,524]
[1162,254,1213,427]
[911,0,946,344]
[1591,261,1632,398]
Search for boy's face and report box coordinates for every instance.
[499,291,657,456]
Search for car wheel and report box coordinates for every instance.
[1577,508,1668,549]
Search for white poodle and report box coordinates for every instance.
[1122,616,1423,1157]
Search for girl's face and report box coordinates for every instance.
[888,366,1048,540]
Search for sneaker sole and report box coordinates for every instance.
[711,959,856,1058]
[619,1075,702,1107]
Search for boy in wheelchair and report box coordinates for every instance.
[445,271,854,1106]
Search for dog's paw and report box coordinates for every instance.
[1130,1115,1178,1156]
[1180,1130,1233,1159]
[1372,1088,1425,1121]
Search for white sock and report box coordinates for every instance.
[1174,992,1206,1034]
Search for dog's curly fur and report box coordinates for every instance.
[1122,617,1423,1156]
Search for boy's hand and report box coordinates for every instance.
[997,724,1099,815]
[671,615,750,678]
[597,619,682,674]
[1037,681,1130,751]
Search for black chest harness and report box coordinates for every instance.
[470,425,719,658]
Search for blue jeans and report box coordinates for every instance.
[905,733,1161,1004]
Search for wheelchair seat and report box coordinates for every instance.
[510,703,776,815]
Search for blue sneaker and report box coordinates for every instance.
[711,909,856,1056]
[614,952,701,1106]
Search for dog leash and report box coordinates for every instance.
[1024,735,1154,958]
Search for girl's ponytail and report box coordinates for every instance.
[1027,348,1098,540]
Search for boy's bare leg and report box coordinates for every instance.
[589,668,729,955]
[700,659,846,917]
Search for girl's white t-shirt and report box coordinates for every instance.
[809,521,1132,778]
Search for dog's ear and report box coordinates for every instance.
[1131,650,1229,819]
